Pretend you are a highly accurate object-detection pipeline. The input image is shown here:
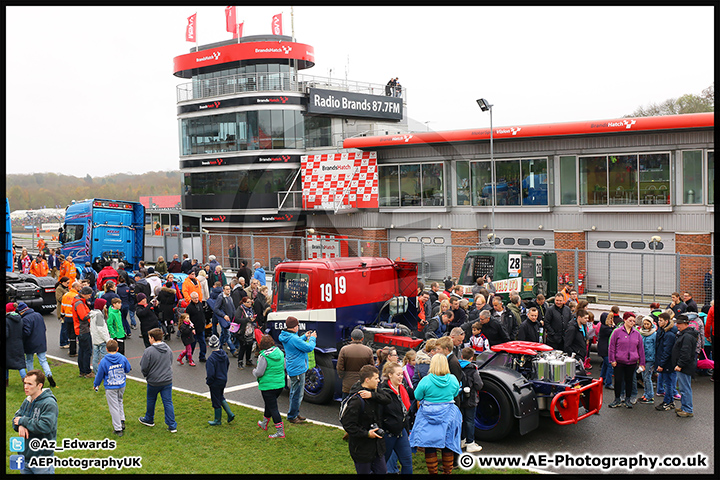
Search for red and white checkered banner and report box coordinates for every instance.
[301,151,378,210]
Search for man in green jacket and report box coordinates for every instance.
[12,369,59,474]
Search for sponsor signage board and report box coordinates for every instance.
[306,88,402,121]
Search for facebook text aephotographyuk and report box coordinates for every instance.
[27,455,142,471]
[458,452,709,471]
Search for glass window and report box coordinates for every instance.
[649,241,664,251]
[408,237,419,243]
[434,237,445,244]
[521,158,548,205]
[456,161,471,206]
[471,161,492,206]
[247,111,259,150]
[421,237,432,244]
[305,116,331,148]
[631,241,645,250]
[276,271,309,311]
[682,150,703,204]
[271,110,284,148]
[399,164,421,206]
[396,237,406,242]
[580,156,607,205]
[503,237,515,245]
[532,238,546,246]
[283,110,297,149]
[708,151,714,205]
[379,165,399,206]
[560,156,577,205]
[495,160,520,205]
[608,155,637,205]
[422,163,444,206]
[518,238,530,246]
[639,153,670,205]
[258,110,272,149]
[614,241,628,249]
[597,240,611,249]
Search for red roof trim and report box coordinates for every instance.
[343,112,714,149]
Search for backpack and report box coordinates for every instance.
[339,392,365,423]
[244,320,255,342]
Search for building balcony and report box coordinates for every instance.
[177,72,406,104]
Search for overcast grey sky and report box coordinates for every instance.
[6,6,714,178]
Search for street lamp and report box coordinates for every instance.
[477,98,495,247]
[651,235,661,303]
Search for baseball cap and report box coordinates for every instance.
[675,314,690,324]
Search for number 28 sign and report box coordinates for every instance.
[508,254,521,277]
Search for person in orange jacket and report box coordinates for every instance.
[37,237,46,252]
[29,255,49,277]
[58,255,77,283]
[61,282,81,357]
[182,270,204,303]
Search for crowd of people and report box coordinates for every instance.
[385,77,402,97]
[6,259,715,474]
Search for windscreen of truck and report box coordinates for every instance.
[459,255,494,285]
[276,271,309,311]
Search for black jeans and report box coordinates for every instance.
[236,338,253,365]
[261,388,283,424]
[64,318,77,355]
[77,332,92,375]
[613,362,637,401]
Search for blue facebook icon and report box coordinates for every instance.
[10,455,25,470]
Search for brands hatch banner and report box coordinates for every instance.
[306,88,402,121]
[306,234,349,259]
[301,151,378,210]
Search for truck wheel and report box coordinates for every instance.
[304,352,335,404]
[474,379,516,442]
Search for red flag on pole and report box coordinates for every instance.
[186,13,197,42]
[236,22,244,39]
[225,6,236,33]
[271,13,282,35]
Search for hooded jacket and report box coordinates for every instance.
[140,341,173,386]
[341,380,391,464]
[459,359,483,408]
[377,378,415,436]
[156,286,177,322]
[278,329,317,377]
[21,306,48,354]
[154,259,168,275]
[412,349,433,389]
[6,312,27,370]
[639,324,657,365]
[13,388,58,461]
[655,320,678,370]
[671,326,700,376]
[90,309,111,345]
[414,372,460,403]
[205,348,229,386]
[253,346,286,391]
[609,325,645,367]
[93,352,131,390]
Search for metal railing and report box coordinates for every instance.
[197,233,714,307]
[177,72,406,103]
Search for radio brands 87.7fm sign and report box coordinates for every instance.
[301,151,378,210]
[306,88,402,121]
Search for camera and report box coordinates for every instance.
[370,423,385,437]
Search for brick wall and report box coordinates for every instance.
[676,233,714,304]
[451,230,479,280]
[554,231,587,284]
[360,228,388,258]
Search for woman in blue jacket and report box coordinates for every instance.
[409,353,462,475]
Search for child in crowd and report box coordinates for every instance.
[402,350,416,388]
[93,339,132,437]
[469,322,490,353]
[206,340,235,426]
[107,298,126,355]
[90,298,111,375]
[459,347,483,453]
[177,313,196,366]
[638,316,657,403]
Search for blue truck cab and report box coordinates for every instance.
[61,199,144,271]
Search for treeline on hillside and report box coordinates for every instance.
[6,171,182,210]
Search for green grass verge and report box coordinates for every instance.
[6,358,531,474]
